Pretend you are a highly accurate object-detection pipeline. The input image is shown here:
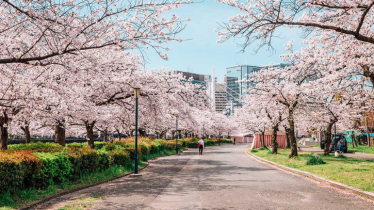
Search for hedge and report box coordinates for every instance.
[0,137,231,195]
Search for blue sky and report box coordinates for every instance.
[144,0,304,82]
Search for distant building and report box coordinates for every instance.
[215,83,227,113]
[174,71,211,88]
[226,65,261,107]
[226,63,289,111]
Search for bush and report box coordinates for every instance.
[186,141,199,148]
[103,144,122,151]
[0,151,41,194]
[34,153,73,187]
[251,148,258,153]
[8,142,62,152]
[67,141,108,150]
[123,147,142,161]
[108,150,130,166]
[148,142,158,154]
[306,154,326,165]
[139,143,150,156]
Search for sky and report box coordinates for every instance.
[144,0,305,83]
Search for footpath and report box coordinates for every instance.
[299,146,374,161]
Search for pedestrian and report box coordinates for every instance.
[233,138,236,145]
[198,137,205,155]
[109,136,114,144]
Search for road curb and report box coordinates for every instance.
[18,164,149,210]
[245,150,374,201]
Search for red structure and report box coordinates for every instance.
[231,136,253,143]
[252,132,287,148]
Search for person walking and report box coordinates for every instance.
[198,137,205,155]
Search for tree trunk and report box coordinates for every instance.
[103,128,108,141]
[0,112,9,150]
[284,126,291,148]
[365,118,370,146]
[85,121,96,149]
[288,110,298,157]
[271,125,279,154]
[324,122,335,156]
[55,122,66,146]
[116,129,121,141]
[261,131,265,148]
[21,125,31,143]
[351,131,357,148]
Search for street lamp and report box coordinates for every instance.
[203,124,205,139]
[134,87,140,174]
[175,115,179,154]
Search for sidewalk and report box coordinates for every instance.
[300,146,374,161]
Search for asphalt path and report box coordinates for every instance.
[37,144,374,210]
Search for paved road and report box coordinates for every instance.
[37,144,373,210]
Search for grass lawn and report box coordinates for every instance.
[349,145,374,155]
[309,144,374,155]
[309,144,320,148]
[249,148,374,192]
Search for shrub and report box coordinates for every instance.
[108,150,130,166]
[112,141,129,147]
[34,153,73,187]
[64,147,99,176]
[251,148,258,153]
[187,141,199,148]
[306,154,326,165]
[95,142,108,150]
[103,144,122,151]
[0,151,41,194]
[66,142,85,148]
[67,142,108,150]
[148,142,158,154]
[139,143,150,156]
[8,142,62,152]
[97,150,109,170]
[123,147,142,161]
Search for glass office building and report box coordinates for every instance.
[226,65,261,107]
[226,63,289,109]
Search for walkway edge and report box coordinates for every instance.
[18,164,149,210]
[245,150,374,201]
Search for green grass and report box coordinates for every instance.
[309,144,320,148]
[349,145,374,154]
[249,148,374,192]
[58,196,104,210]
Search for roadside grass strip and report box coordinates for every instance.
[309,144,374,155]
[249,148,374,193]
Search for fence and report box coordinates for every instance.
[7,138,103,145]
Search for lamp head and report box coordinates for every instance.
[134,87,140,98]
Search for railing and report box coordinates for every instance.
[7,138,103,145]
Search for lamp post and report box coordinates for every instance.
[134,87,140,174]
[203,124,205,139]
[176,115,179,154]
